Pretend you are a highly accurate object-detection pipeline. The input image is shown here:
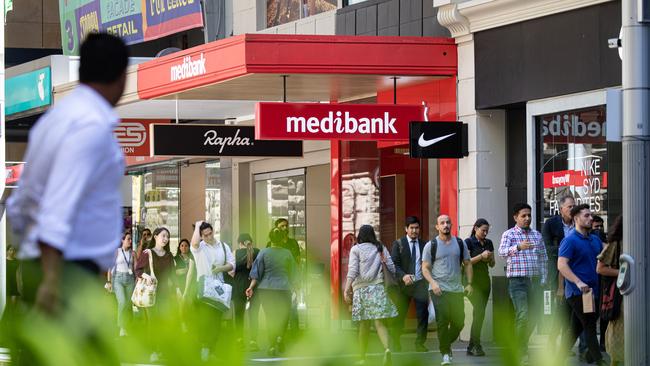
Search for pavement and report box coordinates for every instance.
[0,333,608,366]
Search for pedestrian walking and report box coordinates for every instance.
[232,233,260,350]
[190,221,235,362]
[173,239,194,289]
[465,218,494,356]
[246,228,297,357]
[174,238,194,333]
[136,228,153,260]
[272,218,301,339]
[557,204,605,365]
[135,227,175,362]
[6,32,129,366]
[498,203,548,364]
[596,215,623,366]
[422,215,473,366]
[542,196,576,352]
[343,225,397,366]
[106,230,136,337]
[390,216,429,352]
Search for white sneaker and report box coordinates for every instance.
[201,347,210,362]
[441,354,452,365]
[119,328,127,337]
[149,352,160,363]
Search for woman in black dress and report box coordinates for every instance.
[465,218,495,357]
[233,233,260,350]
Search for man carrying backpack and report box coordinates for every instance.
[422,215,474,365]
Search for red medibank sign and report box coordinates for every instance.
[255,102,425,141]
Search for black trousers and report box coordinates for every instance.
[468,281,490,347]
[257,289,292,346]
[431,291,465,355]
[392,279,429,346]
[566,296,603,362]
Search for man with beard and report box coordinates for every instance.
[422,215,473,365]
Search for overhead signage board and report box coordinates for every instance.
[409,121,468,159]
[5,67,52,116]
[58,0,204,55]
[114,119,169,156]
[151,124,303,157]
[255,102,425,141]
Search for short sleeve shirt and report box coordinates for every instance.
[559,230,602,299]
[422,236,470,293]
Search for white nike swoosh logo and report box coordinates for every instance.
[418,133,456,148]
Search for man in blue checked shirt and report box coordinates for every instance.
[499,203,548,364]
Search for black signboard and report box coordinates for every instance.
[151,124,303,157]
[409,121,468,159]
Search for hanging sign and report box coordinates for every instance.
[114,119,169,156]
[409,121,468,159]
[151,124,303,157]
[255,102,425,141]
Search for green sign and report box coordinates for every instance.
[5,67,52,116]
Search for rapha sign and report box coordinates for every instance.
[255,102,424,141]
[151,124,303,157]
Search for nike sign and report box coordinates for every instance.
[418,133,456,148]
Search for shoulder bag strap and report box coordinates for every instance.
[146,249,156,279]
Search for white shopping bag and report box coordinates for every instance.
[428,299,436,324]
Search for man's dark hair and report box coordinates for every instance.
[79,33,129,84]
[592,215,604,224]
[512,202,532,216]
[199,222,213,234]
[405,216,420,227]
[570,204,590,219]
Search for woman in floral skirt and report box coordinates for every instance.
[344,225,398,366]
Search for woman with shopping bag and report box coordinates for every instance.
[190,221,235,362]
[134,227,175,363]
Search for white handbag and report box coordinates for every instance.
[131,249,158,308]
[197,242,232,312]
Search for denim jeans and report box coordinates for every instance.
[508,277,542,356]
[112,271,135,329]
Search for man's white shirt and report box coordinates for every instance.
[7,85,124,270]
[190,240,236,281]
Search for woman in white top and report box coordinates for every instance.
[106,230,135,337]
[344,225,398,366]
[190,220,235,362]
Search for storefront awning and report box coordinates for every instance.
[137,34,457,102]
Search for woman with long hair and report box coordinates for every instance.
[135,228,152,260]
[135,227,175,362]
[106,230,136,337]
[233,233,261,350]
[343,225,397,365]
[246,228,296,357]
[597,215,623,366]
[464,218,495,356]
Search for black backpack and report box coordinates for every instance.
[428,237,465,266]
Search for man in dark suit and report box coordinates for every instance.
[390,216,429,352]
[542,195,575,352]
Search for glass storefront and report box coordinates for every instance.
[536,105,622,230]
[132,164,180,252]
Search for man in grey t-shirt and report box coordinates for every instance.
[423,215,473,365]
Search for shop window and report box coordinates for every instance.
[132,165,180,252]
[206,161,222,241]
[537,105,612,228]
[266,0,337,28]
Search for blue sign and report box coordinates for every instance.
[5,67,52,116]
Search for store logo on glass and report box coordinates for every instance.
[170,53,206,82]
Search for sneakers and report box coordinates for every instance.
[200,347,210,362]
[441,353,452,365]
[467,344,485,356]
[149,352,160,363]
[382,349,392,366]
[249,340,260,351]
